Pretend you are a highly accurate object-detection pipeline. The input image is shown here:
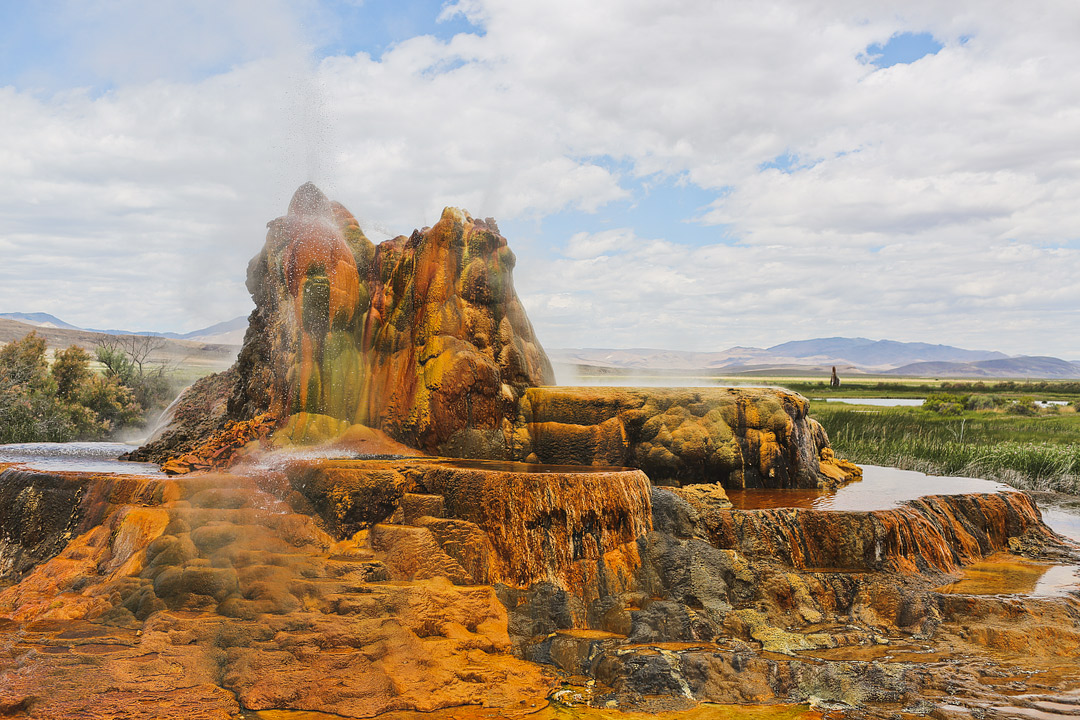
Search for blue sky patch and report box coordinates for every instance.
[863,31,943,69]
[501,172,737,263]
[0,1,481,92]
[315,0,483,60]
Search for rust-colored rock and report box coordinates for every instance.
[0,463,556,717]
[159,413,276,475]
[417,461,651,601]
[699,491,1056,572]
[142,183,553,465]
[136,185,858,496]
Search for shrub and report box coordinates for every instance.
[52,345,93,399]
[923,393,968,416]
[1004,399,1038,416]
[965,395,1001,411]
[0,332,162,442]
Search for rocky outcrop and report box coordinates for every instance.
[139,183,552,463]
[1,447,1077,717]
[699,491,1056,573]
[125,370,235,464]
[513,387,857,489]
[276,457,651,607]
[0,468,170,585]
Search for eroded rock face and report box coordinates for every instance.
[699,491,1056,573]
[0,464,555,718]
[514,387,858,489]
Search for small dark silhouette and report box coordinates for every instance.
[830,366,840,388]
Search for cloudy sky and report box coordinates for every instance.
[1,0,1078,357]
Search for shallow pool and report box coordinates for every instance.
[725,465,1012,512]
[0,442,164,476]
[935,553,1080,597]
[725,464,1080,545]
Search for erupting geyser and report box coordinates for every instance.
[1,183,1077,719]
[137,184,856,489]
[139,182,555,468]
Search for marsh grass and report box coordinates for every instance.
[812,405,1080,495]
[787,379,1080,401]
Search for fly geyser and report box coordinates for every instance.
[2,184,1079,719]
[136,184,852,488]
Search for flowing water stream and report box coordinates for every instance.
[0,442,164,476]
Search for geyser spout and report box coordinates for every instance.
[194,183,554,457]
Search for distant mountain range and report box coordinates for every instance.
[0,312,248,345]
[4,314,1079,379]
[550,337,1080,379]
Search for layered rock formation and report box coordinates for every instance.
[513,387,858,488]
[1,457,1076,718]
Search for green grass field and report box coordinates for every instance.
[808,401,1080,494]
[789,378,1080,402]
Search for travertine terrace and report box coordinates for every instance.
[1,185,1078,719]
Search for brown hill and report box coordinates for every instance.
[0,318,239,374]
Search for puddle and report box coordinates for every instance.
[726,465,1013,512]
[935,554,1080,597]
[1036,505,1080,544]
[555,629,627,640]
[794,643,950,663]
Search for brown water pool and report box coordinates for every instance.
[935,553,1080,597]
[726,465,1013,512]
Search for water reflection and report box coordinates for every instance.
[1035,505,1080,543]
[935,553,1080,597]
[726,465,1012,512]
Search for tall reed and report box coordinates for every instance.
[812,406,1080,495]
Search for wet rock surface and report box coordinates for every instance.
[515,387,859,489]
[0,454,1078,719]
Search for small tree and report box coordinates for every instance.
[52,345,93,399]
[76,375,142,432]
[95,335,173,409]
[0,332,74,442]
[0,331,52,392]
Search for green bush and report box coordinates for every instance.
[965,394,1002,411]
[0,331,163,442]
[922,393,968,415]
[1004,399,1038,416]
